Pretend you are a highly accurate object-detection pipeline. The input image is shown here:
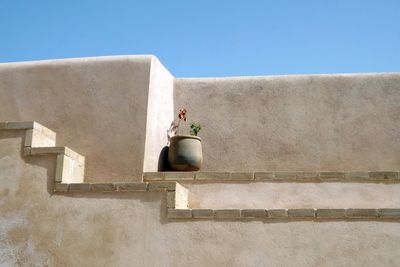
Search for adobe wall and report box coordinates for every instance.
[188,182,400,209]
[0,56,157,182]
[2,56,399,179]
[143,57,174,172]
[1,56,400,266]
[1,131,399,266]
[174,74,400,171]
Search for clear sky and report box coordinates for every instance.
[1,1,399,77]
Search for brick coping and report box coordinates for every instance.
[168,208,400,220]
[143,171,400,182]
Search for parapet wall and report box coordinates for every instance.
[175,73,400,171]
[1,56,400,179]
[1,56,400,266]
[0,56,174,182]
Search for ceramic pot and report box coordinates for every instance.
[168,135,202,171]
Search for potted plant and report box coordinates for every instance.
[168,108,202,171]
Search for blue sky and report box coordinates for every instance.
[1,0,399,77]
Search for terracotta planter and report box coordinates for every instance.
[168,135,202,171]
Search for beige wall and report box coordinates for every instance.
[1,56,400,266]
[175,74,400,171]
[188,182,400,209]
[143,57,174,172]
[1,132,400,266]
[3,57,399,178]
[0,56,153,182]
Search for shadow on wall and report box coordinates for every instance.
[0,131,56,196]
[158,146,171,172]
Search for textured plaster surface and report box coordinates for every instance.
[143,56,174,172]
[2,56,400,178]
[2,132,400,267]
[188,182,400,209]
[1,56,400,266]
[0,56,153,182]
[175,73,400,171]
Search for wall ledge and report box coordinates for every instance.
[53,181,400,221]
[2,121,400,222]
[143,171,400,183]
[167,208,400,220]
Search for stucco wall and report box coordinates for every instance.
[143,57,174,172]
[188,182,400,209]
[1,131,400,267]
[174,74,400,171]
[3,57,399,178]
[1,56,400,266]
[0,56,153,182]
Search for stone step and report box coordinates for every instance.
[1,121,85,184]
[26,146,83,160]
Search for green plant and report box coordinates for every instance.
[190,122,201,136]
[168,108,202,137]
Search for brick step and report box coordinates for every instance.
[143,171,400,182]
